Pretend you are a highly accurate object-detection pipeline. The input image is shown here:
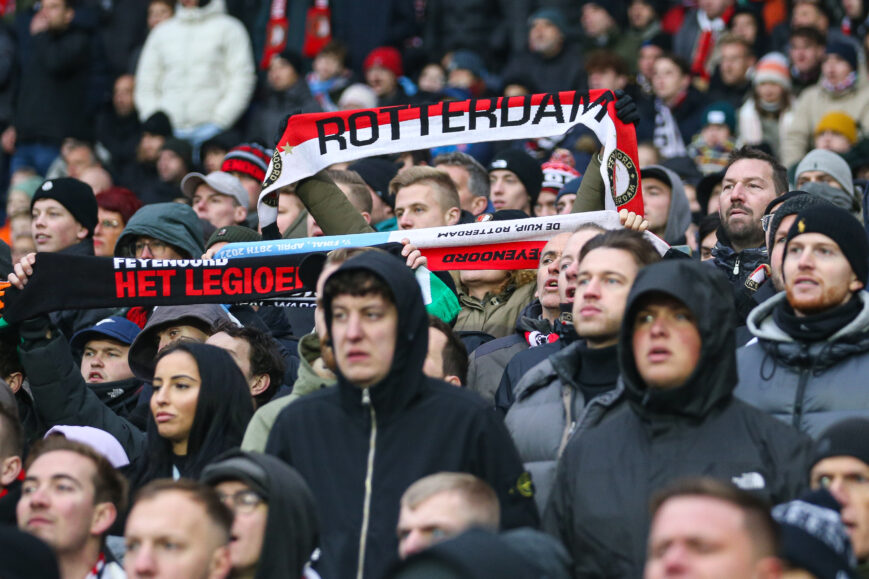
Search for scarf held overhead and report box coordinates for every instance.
[0,213,668,322]
[257,90,644,230]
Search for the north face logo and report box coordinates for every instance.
[732,471,766,490]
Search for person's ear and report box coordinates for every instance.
[90,502,117,537]
[361,211,371,224]
[849,278,864,292]
[234,204,248,224]
[0,455,21,487]
[443,375,462,387]
[250,374,270,397]
[77,223,89,241]
[209,544,233,579]
[471,196,488,216]
[446,207,461,226]
[4,372,23,394]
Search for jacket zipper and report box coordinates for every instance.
[792,347,810,430]
[356,389,377,579]
[732,255,740,276]
[557,386,577,458]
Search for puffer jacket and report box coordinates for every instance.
[505,341,623,511]
[466,299,553,403]
[735,291,869,438]
[544,260,812,578]
[709,225,769,322]
[134,0,255,130]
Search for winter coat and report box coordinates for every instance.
[454,280,537,340]
[544,260,812,578]
[466,299,553,403]
[246,81,321,145]
[709,225,769,323]
[505,341,623,511]
[266,251,538,579]
[241,332,336,452]
[735,291,869,438]
[17,316,146,460]
[783,83,869,166]
[500,43,587,95]
[737,98,794,160]
[134,0,255,130]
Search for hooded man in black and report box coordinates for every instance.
[201,449,320,579]
[544,259,812,577]
[266,251,538,579]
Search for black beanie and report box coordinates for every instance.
[767,193,833,248]
[142,111,173,137]
[785,204,869,286]
[488,149,543,206]
[812,417,869,469]
[31,178,98,236]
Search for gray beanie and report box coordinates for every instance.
[795,149,855,198]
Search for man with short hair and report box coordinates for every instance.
[506,230,660,510]
[487,150,543,215]
[794,148,861,218]
[206,320,287,409]
[707,34,756,110]
[392,166,461,230]
[424,317,468,387]
[433,151,490,217]
[545,259,811,577]
[650,53,707,157]
[0,402,24,524]
[397,472,500,559]
[712,146,788,320]
[645,477,784,579]
[266,251,538,579]
[64,141,100,180]
[735,205,869,436]
[124,479,233,579]
[787,27,826,96]
[808,418,869,575]
[641,165,692,245]
[181,171,249,229]
[349,158,399,231]
[18,437,128,579]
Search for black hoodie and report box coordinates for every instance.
[266,252,538,579]
[543,260,812,578]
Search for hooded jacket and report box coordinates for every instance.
[201,450,319,579]
[644,165,692,246]
[454,280,537,340]
[735,291,869,437]
[543,260,812,578]
[114,202,205,259]
[466,299,554,403]
[710,224,769,321]
[134,0,255,130]
[266,252,538,579]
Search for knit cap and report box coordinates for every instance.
[795,149,855,198]
[827,41,858,72]
[753,52,791,90]
[528,8,567,35]
[766,192,833,248]
[541,161,581,193]
[814,111,858,145]
[488,149,543,206]
[141,111,172,137]
[556,176,583,202]
[364,46,402,77]
[206,225,262,249]
[702,101,736,133]
[772,489,858,579]
[349,158,399,205]
[161,138,193,170]
[31,178,98,236]
[338,83,378,109]
[813,417,869,468]
[221,143,272,183]
[785,204,869,285]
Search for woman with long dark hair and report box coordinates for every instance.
[132,341,254,486]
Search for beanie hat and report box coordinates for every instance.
[556,176,583,202]
[528,8,567,36]
[814,111,858,145]
[142,111,172,137]
[488,149,544,205]
[772,489,858,579]
[338,83,378,109]
[206,225,262,249]
[541,161,581,193]
[813,418,869,468]
[96,187,144,225]
[702,101,736,133]
[826,41,858,72]
[785,204,869,285]
[767,192,833,249]
[795,149,855,198]
[448,50,486,78]
[363,46,402,77]
[161,137,193,170]
[349,157,399,205]
[276,48,304,74]
[580,1,626,30]
[31,178,98,236]
[221,143,272,183]
[753,52,791,90]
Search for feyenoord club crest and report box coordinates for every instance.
[608,149,639,208]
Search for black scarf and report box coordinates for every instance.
[773,297,863,342]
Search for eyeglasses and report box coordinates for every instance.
[760,214,773,232]
[99,219,121,229]
[217,489,264,513]
[131,239,171,257]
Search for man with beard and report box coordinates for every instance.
[735,205,869,437]
[711,146,787,321]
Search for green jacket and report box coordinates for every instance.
[241,332,336,452]
[571,153,607,213]
[283,172,373,239]
[454,281,537,340]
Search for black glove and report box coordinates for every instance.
[613,90,640,126]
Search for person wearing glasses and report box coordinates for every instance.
[201,450,321,579]
[113,202,205,260]
[93,187,143,257]
[735,204,869,437]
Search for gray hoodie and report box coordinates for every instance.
[644,165,692,245]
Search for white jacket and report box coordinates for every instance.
[134,0,255,131]
[737,98,793,159]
